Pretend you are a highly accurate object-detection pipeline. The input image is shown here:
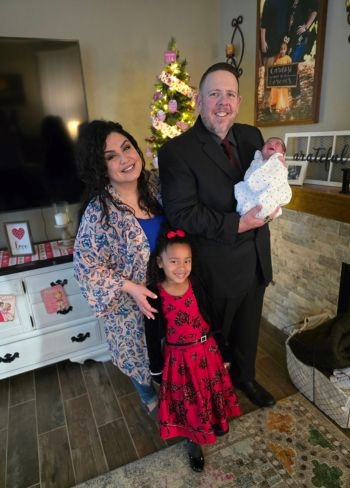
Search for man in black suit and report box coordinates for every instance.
[158,62,278,407]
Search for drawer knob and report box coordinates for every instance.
[58,306,73,315]
[71,332,90,343]
[50,279,68,286]
[0,352,20,363]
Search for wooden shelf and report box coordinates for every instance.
[285,184,350,224]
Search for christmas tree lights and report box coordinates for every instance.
[145,38,196,168]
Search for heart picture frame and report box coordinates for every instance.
[4,221,34,256]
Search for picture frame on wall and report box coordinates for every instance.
[287,160,308,185]
[4,221,34,256]
[255,0,328,127]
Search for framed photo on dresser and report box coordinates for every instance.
[4,221,34,256]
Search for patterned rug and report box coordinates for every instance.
[75,393,350,488]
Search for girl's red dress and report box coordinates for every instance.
[158,281,241,444]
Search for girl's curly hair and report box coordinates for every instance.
[76,120,161,223]
[147,223,198,287]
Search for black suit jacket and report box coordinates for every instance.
[158,117,272,298]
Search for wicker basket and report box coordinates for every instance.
[286,339,350,428]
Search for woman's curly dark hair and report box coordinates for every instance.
[76,120,161,223]
[147,223,199,287]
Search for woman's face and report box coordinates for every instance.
[104,131,143,188]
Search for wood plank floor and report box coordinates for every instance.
[0,319,348,488]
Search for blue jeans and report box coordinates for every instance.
[131,378,157,406]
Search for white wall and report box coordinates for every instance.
[219,0,350,141]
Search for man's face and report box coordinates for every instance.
[197,70,241,140]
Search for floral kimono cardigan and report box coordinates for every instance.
[73,171,161,385]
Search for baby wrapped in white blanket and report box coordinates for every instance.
[235,137,292,219]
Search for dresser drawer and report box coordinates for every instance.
[31,292,94,329]
[0,279,25,296]
[0,279,32,339]
[0,319,102,375]
[24,266,80,303]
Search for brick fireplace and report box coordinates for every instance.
[263,208,350,331]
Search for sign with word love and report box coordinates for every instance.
[4,221,34,256]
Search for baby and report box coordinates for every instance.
[234,137,292,219]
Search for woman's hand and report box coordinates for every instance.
[122,281,158,319]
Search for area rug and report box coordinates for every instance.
[75,393,350,488]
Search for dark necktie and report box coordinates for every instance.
[221,137,241,171]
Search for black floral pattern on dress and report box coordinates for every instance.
[199,357,208,369]
[174,311,191,326]
[166,302,176,313]
[192,316,201,329]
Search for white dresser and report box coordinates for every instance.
[0,260,109,379]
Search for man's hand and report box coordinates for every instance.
[238,205,280,233]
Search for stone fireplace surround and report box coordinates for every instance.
[264,202,350,332]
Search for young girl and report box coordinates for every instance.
[269,41,292,114]
[144,227,241,473]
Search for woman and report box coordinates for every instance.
[73,120,164,414]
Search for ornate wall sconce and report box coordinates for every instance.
[225,16,245,77]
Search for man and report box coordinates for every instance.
[158,62,278,407]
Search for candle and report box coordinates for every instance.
[225,43,235,57]
[55,212,68,226]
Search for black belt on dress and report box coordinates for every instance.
[165,331,214,347]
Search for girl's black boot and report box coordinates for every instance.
[187,440,204,472]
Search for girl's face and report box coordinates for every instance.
[280,43,287,56]
[104,132,143,189]
[157,243,192,285]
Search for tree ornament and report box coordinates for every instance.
[153,91,162,101]
[164,50,177,64]
[168,99,177,113]
[156,110,166,122]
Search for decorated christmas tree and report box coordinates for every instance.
[145,38,197,168]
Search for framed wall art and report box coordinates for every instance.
[4,221,34,256]
[255,0,328,127]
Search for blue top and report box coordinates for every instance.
[138,214,165,253]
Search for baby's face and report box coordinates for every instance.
[262,139,284,159]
